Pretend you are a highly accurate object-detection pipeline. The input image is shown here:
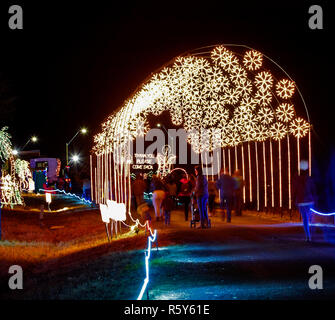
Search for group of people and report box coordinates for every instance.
[132,174,178,225]
[132,172,195,225]
[131,166,245,229]
[194,166,244,228]
[132,159,317,240]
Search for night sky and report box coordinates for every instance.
[0,1,333,174]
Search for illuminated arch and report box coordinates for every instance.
[92,44,312,212]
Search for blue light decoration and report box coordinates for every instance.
[137,229,157,300]
[39,188,93,205]
[310,208,335,216]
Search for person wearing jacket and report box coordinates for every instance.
[194,165,209,228]
[208,179,217,215]
[178,175,192,221]
[216,168,235,223]
[161,191,174,225]
[150,175,166,221]
[132,174,146,210]
[232,169,244,216]
[292,160,317,242]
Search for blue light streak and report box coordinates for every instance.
[39,188,92,205]
[137,229,157,300]
[310,208,335,216]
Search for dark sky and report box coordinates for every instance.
[0,1,333,164]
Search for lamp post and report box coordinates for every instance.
[66,128,87,166]
[21,136,38,150]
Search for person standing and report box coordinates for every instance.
[166,178,177,208]
[150,175,166,221]
[292,160,317,242]
[132,174,146,210]
[232,169,244,216]
[194,165,209,228]
[208,179,217,216]
[178,174,192,221]
[161,190,174,226]
[216,168,235,223]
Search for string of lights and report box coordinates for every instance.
[310,208,335,217]
[39,188,92,205]
[91,44,311,213]
[137,229,157,300]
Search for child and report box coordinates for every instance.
[161,191,174,226]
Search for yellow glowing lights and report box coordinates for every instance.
[257,107,274,125]
[93,45,310,158]
[254,71,273,92]
[270,122,287,141]
[243,50,263,71]
[290,117,310,138]
[276,79,295,99]
[276,103,295,123]
[254,90,273,107]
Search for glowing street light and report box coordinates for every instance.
[12,149,18,155]
[22,135,39,150]
[66,127,87,166]
[72,154,80,163]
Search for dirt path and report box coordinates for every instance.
[1,207,334,299]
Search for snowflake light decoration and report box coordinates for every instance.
[290,117,310,138]
[257,107,274,125]
[254,71,273,92]
[129,117,149,138]
[276,103,295,123]
[255,90,273,107]
[270,122,287,141]
[276,79,295,99]
[211,46,239,72]
[93,44,310,155]
[243,50,263,71]
[254,125,269,142]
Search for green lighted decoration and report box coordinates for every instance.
[0,127,24,208]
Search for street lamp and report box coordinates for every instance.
[22,135,38,150]
[72,154,80,163]
[12,149,18,156]
[66,128,87,166]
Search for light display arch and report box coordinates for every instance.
[92,44,312,212]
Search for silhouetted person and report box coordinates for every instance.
[208,179,217,215]
[194,165,209,228]
[132,174,146,210]
[216,168,235,222]
[150,175,166,221]
[178,175,192,221]
[292,160,317,242]
[232,169,244,216]
[161,190,174,225]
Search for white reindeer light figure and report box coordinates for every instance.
[99,200,127,241]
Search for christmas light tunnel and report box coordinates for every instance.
[91,44,312,215]
[90,44,314,299]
